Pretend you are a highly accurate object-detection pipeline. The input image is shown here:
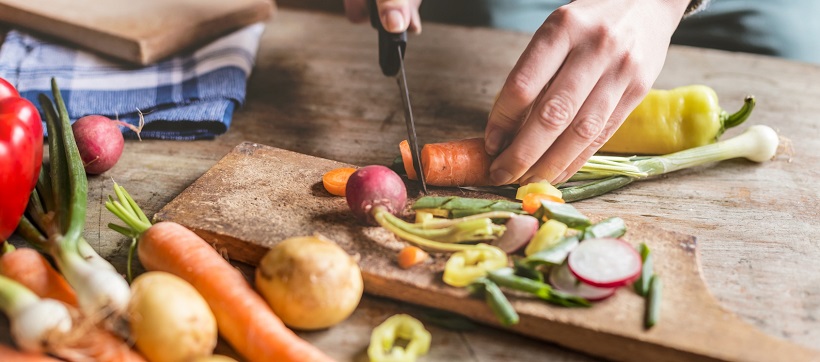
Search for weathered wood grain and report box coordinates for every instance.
[1,8,818,361]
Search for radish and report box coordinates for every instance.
[549,263,616,301]
[567,238,641,288]
[345,165,407,225]
[492,215,539,253]
[72,115,139,175]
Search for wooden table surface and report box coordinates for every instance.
[2,8,820,361]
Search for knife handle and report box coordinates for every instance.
[369,0,406,77]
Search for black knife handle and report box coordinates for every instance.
[369,0,406,77]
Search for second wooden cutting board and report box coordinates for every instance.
[0,0,274,65]
[154,142,818,362]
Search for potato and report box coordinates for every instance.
[129,271,217,362]
[255,233,363,330]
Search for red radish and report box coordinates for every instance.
[345,165,407,225]
[493,215,539,253]
[72,115,139,175]
[567,238,641,288]
[549,262,616,301]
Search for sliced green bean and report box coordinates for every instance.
[469,278,519,326]
[633,243,653,296]
[582,217,627,240]
[645,275,662,328]
[560,176,635,203]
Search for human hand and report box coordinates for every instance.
[343,0,423,34]
[485,0,691,186]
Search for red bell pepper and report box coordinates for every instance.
[0,77,43,240]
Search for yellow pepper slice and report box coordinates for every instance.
[443,244,508,287]
[524,219,568,256]
[368,314,431,362]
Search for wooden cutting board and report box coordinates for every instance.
[0,0,274,65]
[154,142,819,362]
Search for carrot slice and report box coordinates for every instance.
[397,246,428,269]
[400,138,495,187]
[522,193,566,214]
[398,140,418,180]
[322,167,357,196]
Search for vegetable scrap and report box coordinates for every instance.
[398,246,429,269]
[322,167,357,196]
[346,164,663,328]
[368,314,431,362]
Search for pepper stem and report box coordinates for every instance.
[722,95,756,131]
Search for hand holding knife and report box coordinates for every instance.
[368,0,428,194]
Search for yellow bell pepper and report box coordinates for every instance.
[601,85,755,155]
[442,244,507,287]
[368,314,431,362]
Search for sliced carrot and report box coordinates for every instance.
[400,138,495,187]
[397,246,428,269]
[522,193,565,214]
[398,140,418,180]
[322,167,357,196]
[0,247,78,306]
[138,222,333,362]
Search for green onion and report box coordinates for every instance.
[562,125,782,202]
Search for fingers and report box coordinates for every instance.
[488,40,610,186]
[485,21,570,158]
[345,0,423,33]
[377,0,418,33]
[553,81,649,184]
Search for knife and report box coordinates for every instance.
[369,0,428,194]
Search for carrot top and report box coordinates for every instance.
[322,167,357,197]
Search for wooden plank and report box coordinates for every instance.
[154,142,819,362]
[0,0,275,65]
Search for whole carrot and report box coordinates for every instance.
[137,222,335,362]
[0,247,78,306]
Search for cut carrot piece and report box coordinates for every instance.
[322,167,357,196]
[522,193,565,214]
[398,140,418,180]
[400,138,495,187]
[397,246,428,269]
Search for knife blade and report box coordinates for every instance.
[368,0,428,194]
[395,46,428,194]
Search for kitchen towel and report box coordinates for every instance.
[0,23,265,140]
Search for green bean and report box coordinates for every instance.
[646,275,662,328]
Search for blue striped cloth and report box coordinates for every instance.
[0,23,265,140]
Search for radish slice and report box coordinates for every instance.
[549,263,616,301]
[493,215,539,253]
[567,238,641,288]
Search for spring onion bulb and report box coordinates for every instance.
[563,125,783,202]
[0,275,73,353]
